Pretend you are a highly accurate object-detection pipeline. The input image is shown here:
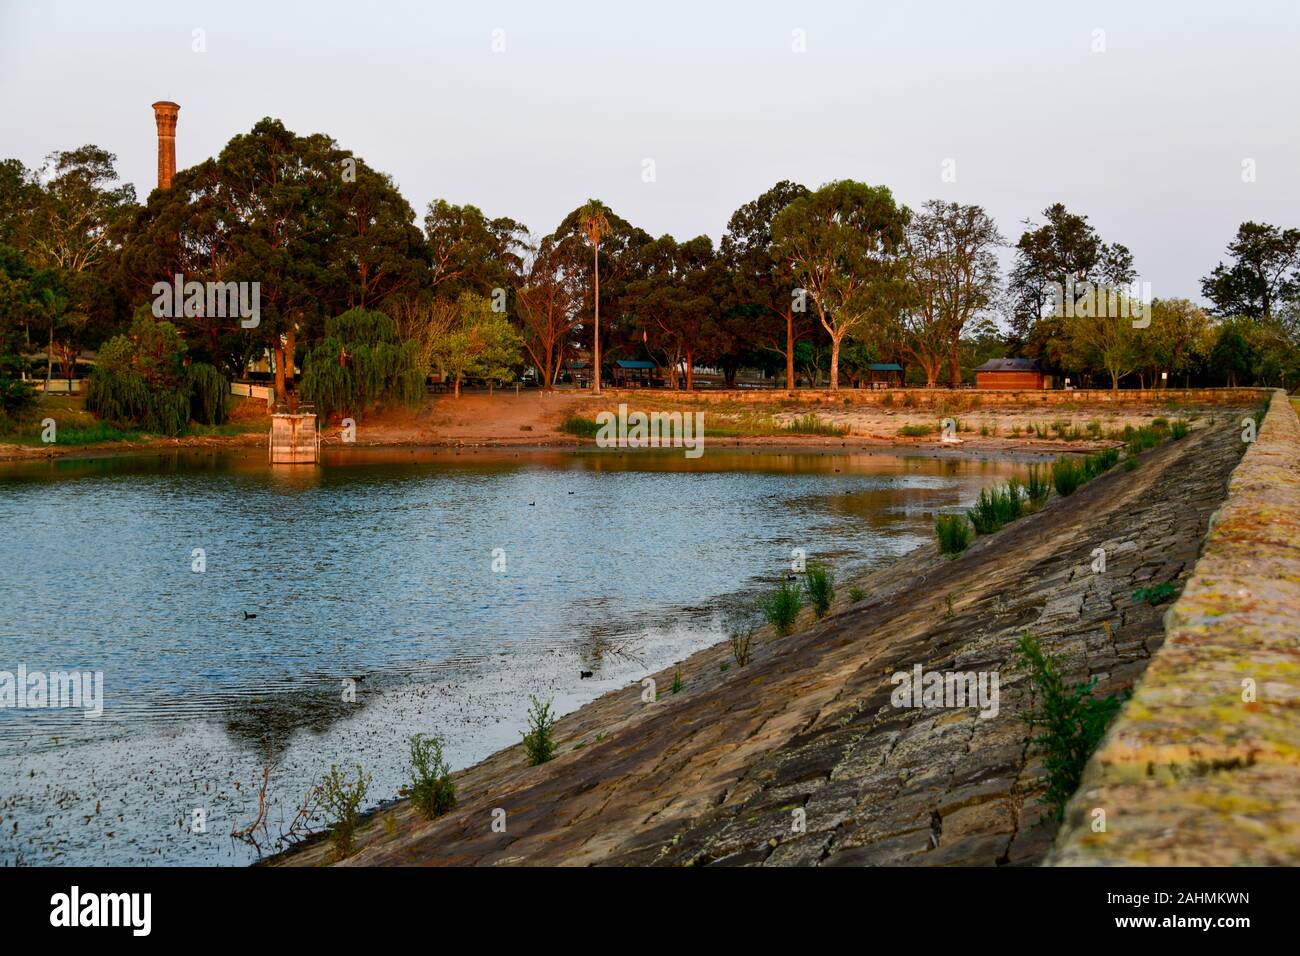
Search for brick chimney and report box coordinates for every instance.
[151,101,180,190]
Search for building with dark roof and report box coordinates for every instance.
[974,357,1047,390]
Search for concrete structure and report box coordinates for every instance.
[151,101,180,190]
[269,411,319,464]
[975,357,1047,389]
[1052,390,1300,865]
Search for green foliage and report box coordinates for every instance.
[0,375,36,422]
[785,413,848,436]
[897,423,933,437]
[559,415,601,437]
[187,362,229,425]
[762,578,803,636]
[967,482,1024,535]
[849,587,867,603]
[408,733,456,820]
[1170,419,1190,440]
[301,308,424,421]
[1124,457,1140,471]
[671,669,683,694]
[1051,456,1086,496]
[1132,581,1178,606]
[1124,424,1161,456]
[318,764,371,859]
[804,561,835,617]
[86,311,192,436]
[1014,634,1127,822]
[1082,446,1120,478]
[1024,464,1050,505]
[934,513,972,555]
[522,696,557,765]
[431,292,525,396]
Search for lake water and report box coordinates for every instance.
[0,445,1026,865]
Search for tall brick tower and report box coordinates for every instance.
[151,101,180,190]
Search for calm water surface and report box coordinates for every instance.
[0,445,1026,865]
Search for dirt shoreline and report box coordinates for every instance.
[0,389,1230,464]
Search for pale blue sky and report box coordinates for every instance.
[2,0,1297,302]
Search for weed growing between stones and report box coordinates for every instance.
[408,733,455,820]
[522,696,557,765]
[897,423,933,437]
[1082,446,1120,478]
[804,561,835,617]
[1051,456,1086,496]
[1170,419,1190,440]
[319,764,371,859]
[850,587,867,603]
[730,624,755,667]
[1014,634,1127,822]
[968,482,1024,534]
[934,513,972,555]
[763,579,803,635]
[1133,581,1178,606]
[671,669,683,693]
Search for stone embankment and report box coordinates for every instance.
[1051,390,1300,865]
[278,403,1266,867]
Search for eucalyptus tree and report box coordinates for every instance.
[1201,221,1300,321]
[771,180,909,390]
[1007,203,1134,358]
[721,180,812,391]
[122,118,428,395]
[901,201,1003,386]
[513,236,583,390]
[12,146,137,387]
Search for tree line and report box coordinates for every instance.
[2,116,1298,428]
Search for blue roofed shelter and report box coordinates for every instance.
[866,363,904,388]
[613,359,661,387]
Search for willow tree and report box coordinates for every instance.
[86,308,228,435]
[299,307,424,420]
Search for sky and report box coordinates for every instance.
[2,0,1298,303]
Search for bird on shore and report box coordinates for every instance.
[579,670,593,679]
[242,611,257,620]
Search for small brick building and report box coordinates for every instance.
[975,357,1048,389]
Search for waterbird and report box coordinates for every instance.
[580,670,593,679]
[242,611,257,620]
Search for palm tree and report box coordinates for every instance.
[578,200,612,394]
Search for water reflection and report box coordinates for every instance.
[0,445,1030,864]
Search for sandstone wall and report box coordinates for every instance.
[1050,390,1300,865]
[588,386,1271,409]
